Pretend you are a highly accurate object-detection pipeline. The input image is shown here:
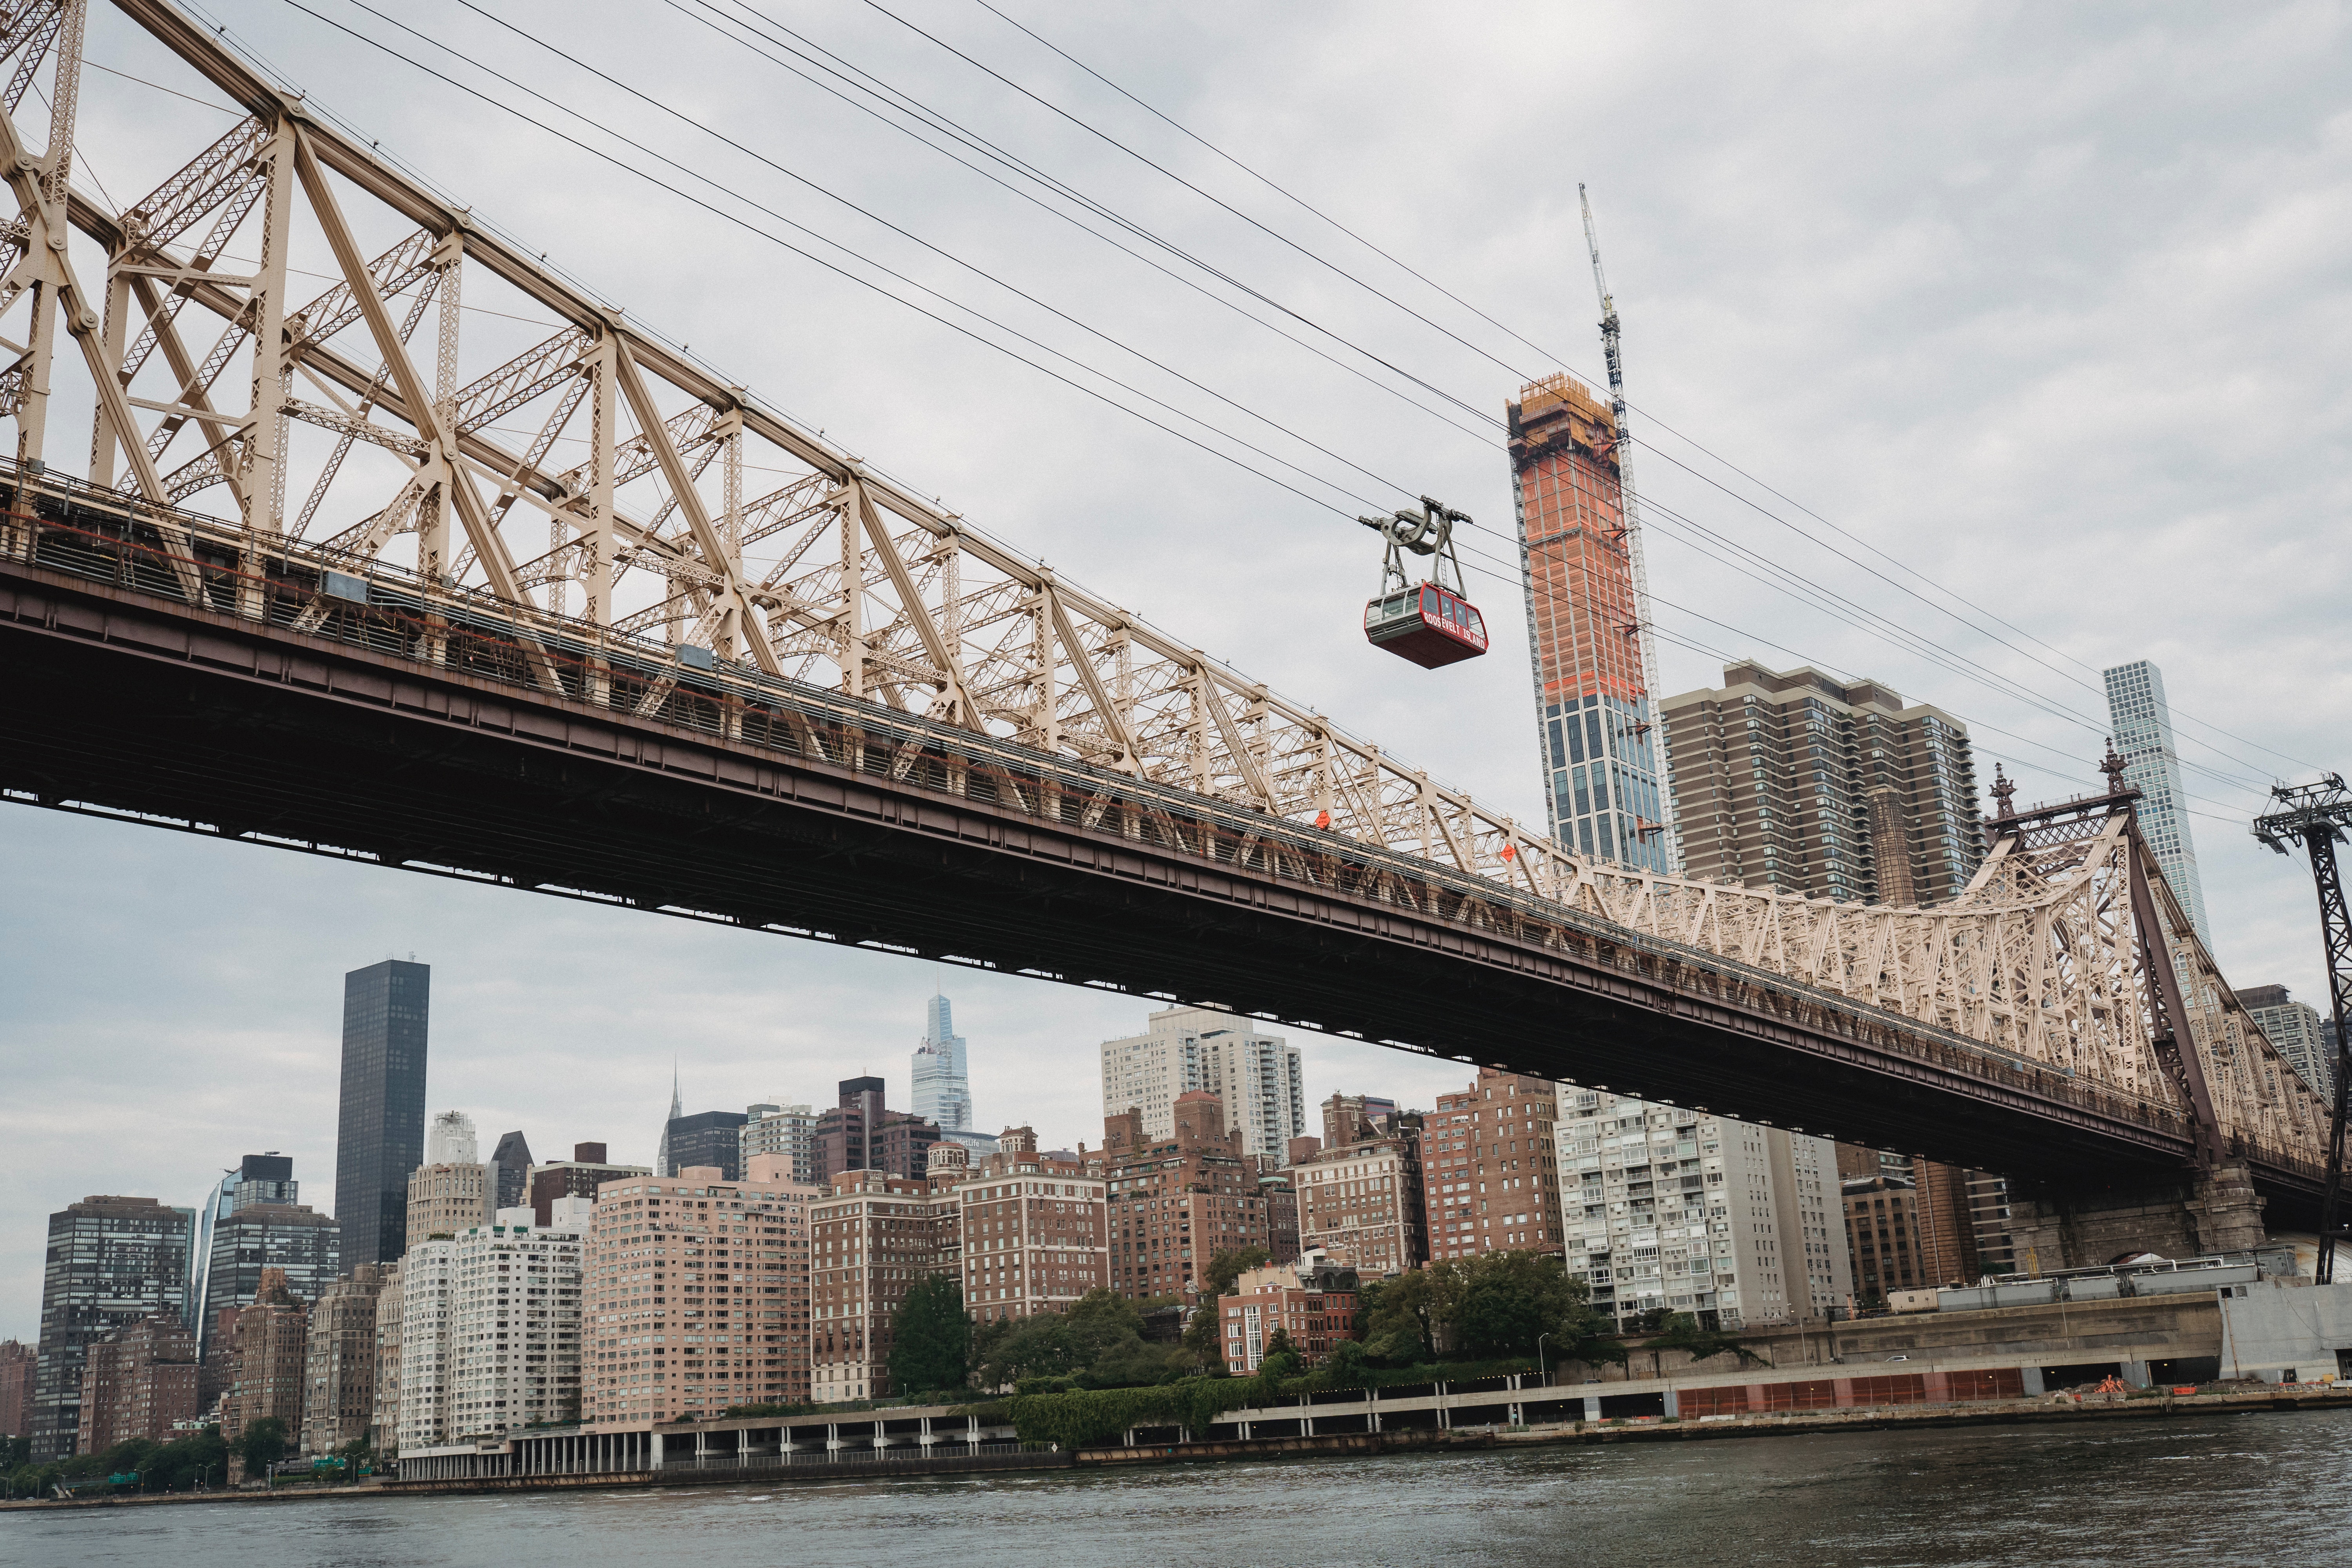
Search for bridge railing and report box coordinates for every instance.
[4,468,2236,1165]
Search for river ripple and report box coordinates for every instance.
[6,1414,2348,1568]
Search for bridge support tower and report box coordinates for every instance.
[2007,1161,2268,1273]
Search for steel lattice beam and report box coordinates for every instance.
[0,0,2327,1181]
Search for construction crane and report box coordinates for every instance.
[1578,185,1679,871]
[2254,775,2352,1281]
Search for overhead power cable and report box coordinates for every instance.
[436,0,1433,510]
[282,0,2304,809]
[949,2,2320,783]
[682,0,1507,433]
[278,0,1388,521]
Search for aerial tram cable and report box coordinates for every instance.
[939,4,2316,780]
[269,1,2305,792]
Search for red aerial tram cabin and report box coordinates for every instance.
[1364,582,1488,668]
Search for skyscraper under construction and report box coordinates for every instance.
[1507,372,1673,871]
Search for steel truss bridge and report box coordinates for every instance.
[0,0,2328,1216]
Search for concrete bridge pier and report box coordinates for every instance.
[2009,1161,2269,1271]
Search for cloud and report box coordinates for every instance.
[4,0,2344,1336]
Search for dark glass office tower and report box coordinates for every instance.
[335,960,430,1265]
[489,1130,535,1213]
[661,1111,748,1180]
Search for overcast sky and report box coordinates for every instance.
[4,0,2347,1341]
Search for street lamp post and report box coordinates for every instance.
[1537,1333,1551,1385]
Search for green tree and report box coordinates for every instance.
[1454,1251,1624,1366]
[887,1273,973,1396]
[1081,1332,1181,1388]
[1315,1337,1372,1387]
[1357,1264,1458,1363]
[238,1416,289,1476]
[1248,1327,1303,1403]
[976,1310,1082,1388]
[1064,1288,1144,1363]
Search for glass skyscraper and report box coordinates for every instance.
[31,1196,192,1459]
[2103,661,2212,948]
[186,1152,298,1350]
[911,993,973,1133]
[334,959,430,1266]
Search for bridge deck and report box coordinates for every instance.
[0,476,2320,1215]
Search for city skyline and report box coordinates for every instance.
[2,0,2343,1381]
[0,910,1463,1343]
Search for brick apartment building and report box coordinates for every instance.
[1217,1255,1361,1373]
[951,1136,1108,1326]
[301,1264,387,1455]
[809,1170,953,1403]
[1101,1090,1270,1302]
[1293,1112,1426,1277]
[1422,1071,1566,1263]
[75,1314,198,1451]
[0,1339,31,1439]
[814,1077,943,1182]
[223,1268,309,1456]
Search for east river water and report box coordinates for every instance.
[7,1415,2349,1568]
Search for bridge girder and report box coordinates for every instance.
[0,0,2325,1187]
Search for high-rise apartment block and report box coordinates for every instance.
[950,1144,1108,1326]
[1423,1073,1564,1264]
[2242,984,2336,1103]
[406,1160,494,1244]
[911,992,975,1136]
[74,1314,198,1452]
[222,1267,310,1454]
[1260,1172,1301,1265]
[1507,372,1674,871]
[1100,1090,1269,1302]
[813,1078,941,1182]
[1292,1114,1426,1277]
[1661,662,1982,904]
[0,1339,33,1439]
[398,1205,592,1450]
[582,1160,818,1429]
[741,1105,818,1186]
[370,1260,403,1453]
[2104,660,2212,948]
[395,1243,455,1452]
[31,1194,193,1459]
[489,1131,535,1214]
[527,1143,650,1226]
[1098,1006,1305,1167]
[336,959,431,1268]
[300,1264,387,1455]
[1557,1091,1849,1328]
